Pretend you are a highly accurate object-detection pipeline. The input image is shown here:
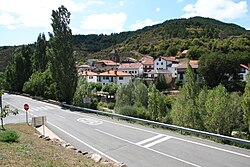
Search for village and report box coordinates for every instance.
[76,49,249,88]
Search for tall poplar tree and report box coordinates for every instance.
[5,45,32,92]
[171,64,201,129]
[49,5,77,103]
[32,33,48,72]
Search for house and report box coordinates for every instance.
[154,56,179,78]
[121,57,137,63]
[177,60,199,83]
[76,64,91,73]
[80,71,98,83]
[140,56,154,73]
[94,60,119,72]
[146,69,173,83]
[239,64,249,82]
[98,70,133,85]
[118,63,143,77]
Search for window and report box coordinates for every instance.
[119,77,123,80]
[157,62,159,65]
[89,76,93,79]
[161,62,163,65]
[159,57,161,61]
[103,76,109,80]
[135,71,137,73]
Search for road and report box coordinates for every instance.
[2,93,250,167]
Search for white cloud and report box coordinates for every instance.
[119,1,125,6]
[0,0,89,30]
[156,8,160,12]
[128,19,159,31]
[182,0,248,20]
[80,12,127,34]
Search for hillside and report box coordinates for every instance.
[1,16,249,71]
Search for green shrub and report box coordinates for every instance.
[118,105,137,117]
[107,102,115,109]
[0,130,19,142]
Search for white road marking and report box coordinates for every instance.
[77,118,103,125]
[47,121,119,163]
[32,108,39,111]
[69,111,250,158]
[4,96,250,159]
[144,136,172,148]
[45,106,54,109]
[136,134,164,145]
[40,107,48,110]
[95,129,201,167]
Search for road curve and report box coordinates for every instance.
[3,93,250,167]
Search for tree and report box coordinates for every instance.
[49,5,77,103]
[102,83,118,95]
[242,68,250,134]
[171,64,202,129]
[5,45,33,92]
[22,68,59,100]
[32,33,48,72]
[198,52,240,89]
[73,78,96,108]
[0,90,18,130]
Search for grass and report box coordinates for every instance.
[0,124,103,167]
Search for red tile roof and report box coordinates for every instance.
[96,60,118,66]
[140,56,154,65]
[99,70,132,77]
[161,56,179,62]
[240,64,249,70]
[118,63,142,69]
[80,71,98,76]
[182,50,188,54]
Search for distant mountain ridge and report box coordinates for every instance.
[0,16,249,71]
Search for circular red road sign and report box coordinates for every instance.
[24,104,29,111]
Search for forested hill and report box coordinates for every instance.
[1,16,249,71]
[73,16,247,55]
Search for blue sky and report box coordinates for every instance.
[0,0,249,46]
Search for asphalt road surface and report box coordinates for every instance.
[2,93,250,167]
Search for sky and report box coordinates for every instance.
[0,0,250,46]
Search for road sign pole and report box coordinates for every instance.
[24,104,29,124]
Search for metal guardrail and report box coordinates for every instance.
[62,103,250,146]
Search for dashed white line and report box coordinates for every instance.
[144,136,172,148]
[136,134,164,145]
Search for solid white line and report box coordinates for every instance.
[95,129,201,167]
[47,121,119,163]
[5,96,250,159]
[172,137,250,158]
[71,112,250,158]
[144,136,172,148]
[136,134,164,145]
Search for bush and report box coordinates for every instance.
[0,130,19,142]
[118,105,137,117]
[107,102,115,109]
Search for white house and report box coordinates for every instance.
[239,64,249,82]
[98,70,133,85]
[118,63,143,77]
[176,60,199,83]
[140,56,154,73]
[80,71,98,83]
[154,56,179,77]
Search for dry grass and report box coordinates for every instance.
[0,123,103,167]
